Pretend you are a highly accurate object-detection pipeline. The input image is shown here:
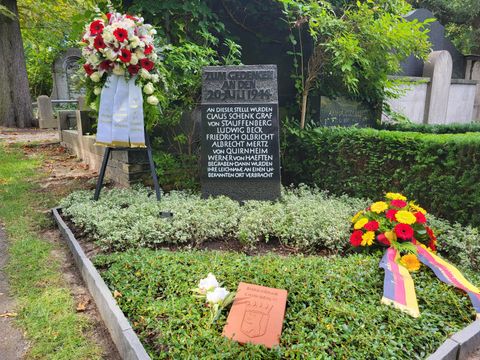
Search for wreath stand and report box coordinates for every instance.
[93,131,163,204]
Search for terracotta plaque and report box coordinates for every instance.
[223,282,287,348]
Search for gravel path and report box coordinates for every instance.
[0,127,58,144]
[0,225,28,359]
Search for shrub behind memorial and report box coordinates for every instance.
[282,126,480,227]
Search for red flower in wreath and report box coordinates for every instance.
[128,64,140,75]
[94,35,107,50]
[119,48,132,63]
[113,27,129,42]
[89,20,104,36]
[83,63,95,76]
[99,60,113,71]
[126,14,138,21]
[377,233,391,246]
[390,200,407,208]
[414,212,427,224]
[364,220,379,231]
[144,44,154,55]
[106,13,112,23]
[350,230,363,247]
[394,223,414,240]
[139,58,155,71]
[386,209,398,221]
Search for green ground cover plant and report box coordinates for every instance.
[94,249,480,359]
[60,187,479,272]
[0,144,102,359]
[283,126,480,227]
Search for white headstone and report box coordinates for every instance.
[422,51,453,124]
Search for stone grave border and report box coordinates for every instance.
[51,207,151,360]
[52,207,479,360]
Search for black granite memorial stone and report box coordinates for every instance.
[318,96,376,127]
[201,65,281,201]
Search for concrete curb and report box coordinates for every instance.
[427,319,480,360]
[52,207,151,360]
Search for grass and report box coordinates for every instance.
[0,144,102,359]
[94,249,480,360]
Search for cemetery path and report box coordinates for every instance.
[0,225,28,360]
[0,127,58,144]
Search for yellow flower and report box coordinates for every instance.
[385,231,397,242]
[386,192,407,201]
[351,210,364,223]
[354,217,369,230]
[409,202,427,215]
[400,254,421,272]
[395,210,417,225]
[361,231,375,246]
[371,201,388,214]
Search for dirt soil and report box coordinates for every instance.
[0,127,58,144]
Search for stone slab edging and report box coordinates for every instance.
[51,207,151,360]
[426,318,480,360]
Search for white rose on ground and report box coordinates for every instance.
[146,96,159,106]
[143,82,154,95]
[90,72,101,82]
[206,287,229,304]
[94,87,102,95]
[198,273,219,293]
[129,54,138,65]
[139,68,150,79]
[112,65,125,76]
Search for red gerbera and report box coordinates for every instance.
[390,200,407,208]
[128,64,140,75]
[144,44,154,55]
[119,48,132,63]
[377,233,390,246]
[113,28,129,42]
[106,13,112,23]
[139,58,154,71]
[99,60,113,71]
[386,209,398,221]
[394,223,414,240]
[89,20,104,36]
[364,220,379,231]
[426,226,437,242]
[414,212,426,224]
[94,35,107,50]
[350,230,363,247]
[83,63,95,76]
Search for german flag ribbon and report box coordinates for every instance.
[380,245,480,319]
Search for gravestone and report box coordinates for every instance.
[223,282,288,349]
[37,95,56,129]
[201,65,281,201]
[318,96,376,127]
[51,48,84,100]
[401,9,465,79]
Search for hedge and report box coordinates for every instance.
[282,127,480,226]
[377,122,480,134]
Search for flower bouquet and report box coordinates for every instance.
[350,192,480,319]
[80,4,161,147]
[192,273,235,324]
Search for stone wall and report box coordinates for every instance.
[385,51,479,124]
[58,111,152,186]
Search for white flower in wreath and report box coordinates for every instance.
[143,82,154,95]
[90,72,101,82]
[146,95,159,106]
[112,65,125,76]
[129,53,139,65]
[139,68,151,80]
[105,48,117,61]
[130,35,140,48]
[150,52,158,61]
[94,87,102,95]
[135,48,146,60]
[150,74,159,83]
[198,273,219,293]
[206,287,229,304]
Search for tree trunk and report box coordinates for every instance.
[300,89,308,130]
[0,0,33,128]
